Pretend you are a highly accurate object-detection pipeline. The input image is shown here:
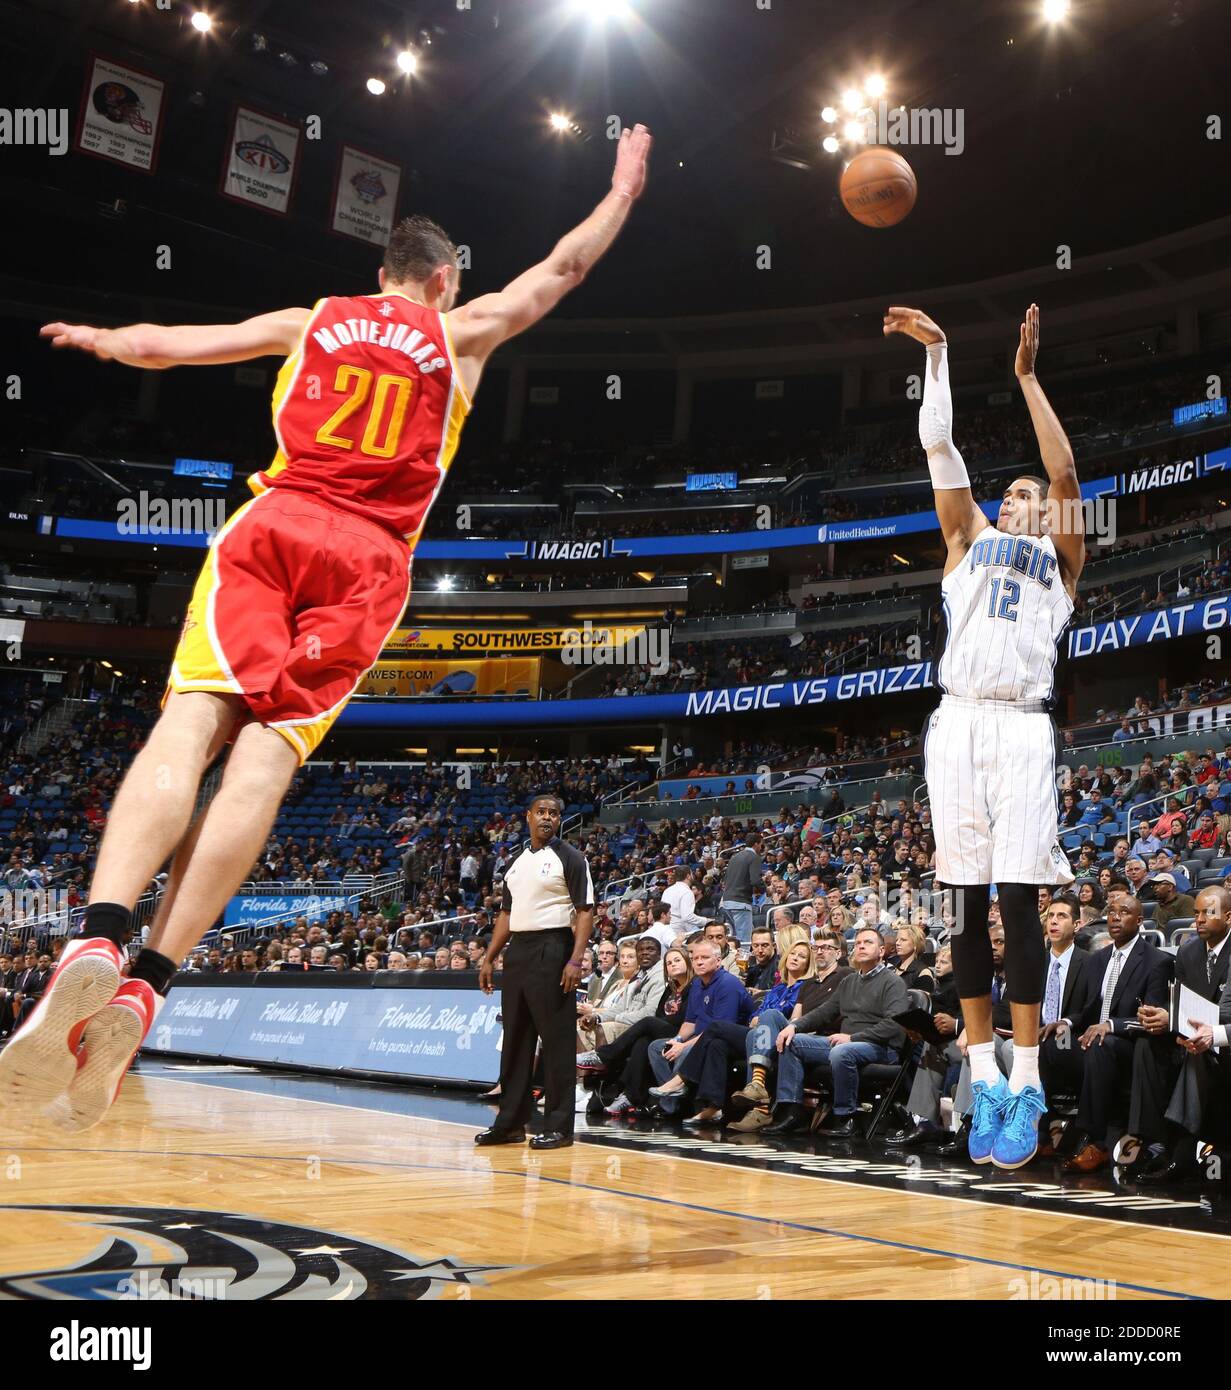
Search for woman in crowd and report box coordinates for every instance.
[577,939,639,1049]
[728,929,849,1132]
[577,946,694,1118]
[1077,880,1106,916]
[582,937,665,1046]
[363,951,382,972]
[889,922,935,996]
[651,938,817,1126]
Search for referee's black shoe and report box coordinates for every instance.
[529,1131,573,1150]
[474,1127,526,1146]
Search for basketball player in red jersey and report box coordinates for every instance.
[1,124,652,1130]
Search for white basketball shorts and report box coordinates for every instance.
[922,695,1075,886]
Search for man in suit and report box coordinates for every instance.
[0,952,16,1037]
[13,952,54,1028]
[1053,894,1173,1171]
[1126,883,1230,1182]
[1139,887,1231,1182]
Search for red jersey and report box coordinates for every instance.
[249,290,472,542]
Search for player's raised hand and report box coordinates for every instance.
[882,305,946,347]
[611,123,652,200]
[1015,302,1040,379]
[40,321,114,359]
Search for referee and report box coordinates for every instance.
[477,792,595,1150]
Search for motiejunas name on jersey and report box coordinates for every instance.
[310,316,449,373]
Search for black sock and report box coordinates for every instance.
[81,902,130,948]
[129,948,177,997]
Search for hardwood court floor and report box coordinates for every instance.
[0,1064,1224,1300]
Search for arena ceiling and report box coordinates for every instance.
[4,0,1231,321]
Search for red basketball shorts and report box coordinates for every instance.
[166,489,412,762]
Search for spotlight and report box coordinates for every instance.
[396,49,418,74]
[569,0,631,19]
[822,135,841,154]
[367,76,386,95]
[436,576,456,592]
[821,105,837,123]
[865,73,887,98]
[843,118,867,143]
[840,87,863,114]
[190,9,212,32]
[549,111,571,131]
[1042,0,1070,19]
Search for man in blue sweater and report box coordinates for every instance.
[647,938,753,1115]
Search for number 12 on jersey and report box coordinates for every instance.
[987,576,1021,623]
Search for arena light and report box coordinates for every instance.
[569,0,632,18]
[840,86,863,114]
[843,118,867,143]
[366,76,386,95]
[190,9,212,32]
[549,111,571,131]
[1042,0,1071,20]
[864,73,887,98]
[436,576,456,591]
[396,49,418,74]
[821,105,837,124]
[822,135,841,153]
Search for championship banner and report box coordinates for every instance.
[74,53,165,173]
[384,625,647,656]
[221,105,301,215]
[359,658,540,698]
[331,144,402,247]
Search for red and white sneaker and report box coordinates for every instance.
[0,938,124,1109]
[46,979,162,1132]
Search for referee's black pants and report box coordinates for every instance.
[495,929,577,1138]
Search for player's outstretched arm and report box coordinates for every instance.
[448,124,652,374]
[883,306,986,562]
[1015,303,1085,590]
[39,307,311,370]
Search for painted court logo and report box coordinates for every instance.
[1,1205,508,1300]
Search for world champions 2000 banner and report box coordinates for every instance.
[147,973,504,1086]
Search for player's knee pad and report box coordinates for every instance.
[997,882,1046,1005]
[947,885,993,999]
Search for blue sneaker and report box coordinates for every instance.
[966,1078,1009,1164]
[991,1084,1047,1170]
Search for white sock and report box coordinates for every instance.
[1009,1044,1040,1094]
[969,1041,999,1089]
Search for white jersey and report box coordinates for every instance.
[936,525,1073,704]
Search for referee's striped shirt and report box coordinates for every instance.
[500,837,595,932]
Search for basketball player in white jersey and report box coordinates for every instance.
[884,303,1083,1169]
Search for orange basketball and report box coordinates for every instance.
[839,147,917,228]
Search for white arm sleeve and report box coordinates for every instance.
[918,342,971,490]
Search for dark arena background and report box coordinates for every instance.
[1,0,1230,1345]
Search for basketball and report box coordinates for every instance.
[839,147,917,228]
